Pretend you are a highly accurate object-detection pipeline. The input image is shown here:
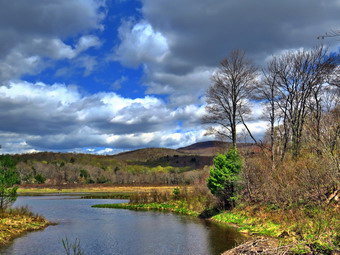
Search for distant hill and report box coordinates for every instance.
[112,148,186,162]
[110,140,233,162]
[178,140,257,156]
[10,141,256,186]
[178,141,229,156]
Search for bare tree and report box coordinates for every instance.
[328,66,340,88]
[267,46,338,158]
[203,50,257,148]
[317,29,340,40]
[255,70,279,169]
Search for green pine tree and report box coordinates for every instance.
[207,149,242,209]
[0,155,19,210]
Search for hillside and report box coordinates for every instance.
[9,141,256,186]
[9,142,215,186]
[178,141,257,156]
[112,148,186,161]
[178,141,228,156]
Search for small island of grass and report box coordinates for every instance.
[0,206,51,246]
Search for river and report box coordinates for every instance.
[0,196,244,255]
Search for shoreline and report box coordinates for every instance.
[92,201,340,254]
[17,184,183,195]
[92,202,200,216]
[92,202,282,236]
[13,188,340,254]
[0,209,52,247]
[92,202,281,254]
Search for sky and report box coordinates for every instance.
[0,0,339,154]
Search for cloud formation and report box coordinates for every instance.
[0,0,105,81]
[113,20,169,68]
[113,0,340,103]
[0,81,208,153]
[2,0,338,153]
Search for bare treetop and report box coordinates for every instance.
[203,50,258,148]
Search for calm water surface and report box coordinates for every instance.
[0,196,244,255]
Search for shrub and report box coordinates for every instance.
[172,187,181,200]
[0,155,19,210]
[207,149,242,209]
[79,169,90,179]
[34,174,46,184]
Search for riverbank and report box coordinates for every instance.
[92,201,200,216]
[17,184,182,195]
[93,202,284,236]
[0,207,51,246]
[93,201,340,254]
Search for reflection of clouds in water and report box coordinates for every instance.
[5,196,243,255]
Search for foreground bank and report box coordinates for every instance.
[93,200,339,254]
[0,207,50,246]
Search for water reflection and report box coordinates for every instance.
[0,196,244,255]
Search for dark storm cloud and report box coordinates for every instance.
[0,0,103,46]
[142,0,340,71]
[0,0,104,80]
[114,0,340,108]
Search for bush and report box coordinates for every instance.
[79,169,90,179]
[242,153,339,207]
[0,155,19,210]
[207,149,242,209]
[34,174,46,184]
[172,187,181,200]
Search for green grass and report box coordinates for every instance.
[212,205,340,254]
[92,202,199,216]
[93,196,339,254]
[212,211,282,236]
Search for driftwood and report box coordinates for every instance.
[222,238,292,255]
[326,189,339,205]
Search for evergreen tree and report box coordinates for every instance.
[207,149,242,209]
[0,155,19,210]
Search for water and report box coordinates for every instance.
[0,196,244,255]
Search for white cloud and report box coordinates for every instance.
[112,76,128,90]
[144,66,215,106]
[76,35,102,54]
[113,20,169,68]
[0,52,44,81]
[0,81,212,153]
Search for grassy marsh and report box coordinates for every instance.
[18,185,182,195]
[0,206,51,246]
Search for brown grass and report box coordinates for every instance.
[0,207,50,246]
[18,184,189,194]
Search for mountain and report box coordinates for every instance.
[112,148,186,162]
[178,141,229,156]
[11,141,256,186]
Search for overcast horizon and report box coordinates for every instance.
[0,0,339,155]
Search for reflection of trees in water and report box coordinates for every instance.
[204,220,246,255]
[175,214,245,255]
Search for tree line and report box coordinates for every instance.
[204,46,339,207]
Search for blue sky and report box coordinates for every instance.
[22,0,144,97]
[0,0,339,154]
